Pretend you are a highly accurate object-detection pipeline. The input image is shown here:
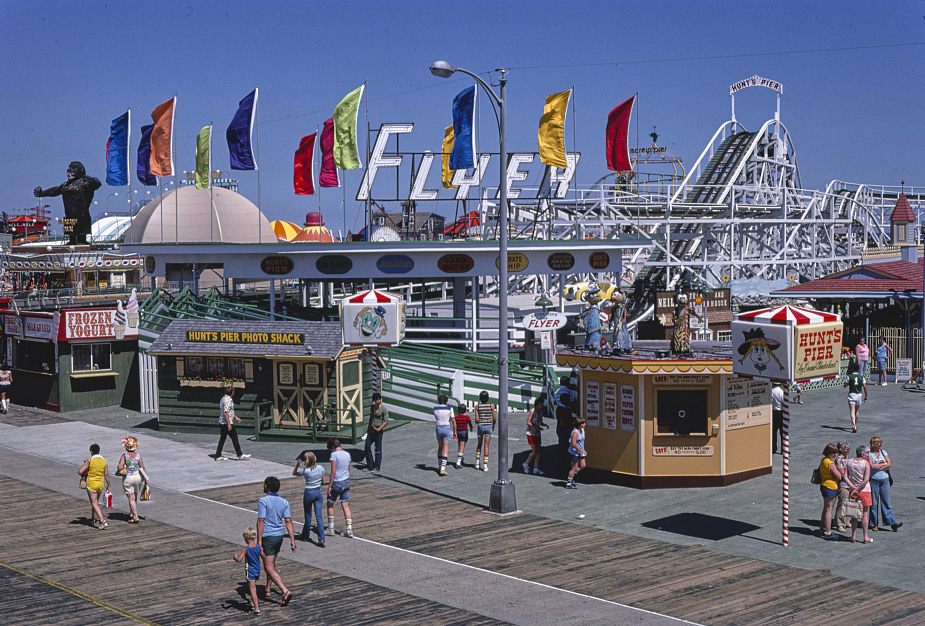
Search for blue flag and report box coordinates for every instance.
[227,88,258,170]
[450,86,476,170]
[136,124,157,186]
[106,111,130,186]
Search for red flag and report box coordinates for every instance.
[319,118,339,188]
[605,95,634,172]
[149,97,176,177]
[293,133,316,195]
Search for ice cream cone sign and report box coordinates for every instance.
[114,301,127,340]
[126,288,139,328]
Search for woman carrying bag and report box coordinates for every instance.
[117,436,148,523]
[78,443,110,529]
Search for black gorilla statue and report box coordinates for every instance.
[34,161,101,245]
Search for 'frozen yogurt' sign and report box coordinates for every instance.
[62,309,139,340]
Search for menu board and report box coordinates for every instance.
[726,379,770,430]
[586,381,600,427]
[603,383,618,430]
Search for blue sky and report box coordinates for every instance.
[1,0,922,238]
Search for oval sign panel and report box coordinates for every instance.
[376,254,414,274]
[589,251,610,270]
[547,252,575,271]
[495,253,529,272]
[437,254,474,273]
[316,255,353,275]
[144,256,156,275]
[260,255,294,275]
[521,311,568,331]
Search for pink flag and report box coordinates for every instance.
[605,95,635,172]
[294,133,316,195]
[319,118,339,188]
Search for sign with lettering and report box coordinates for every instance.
[896,359,913,382]
[603,383,618,430]
[547,252,575,271]
[279,363,295,385]
[23,315,55,340]
[496,253,529,272]
[437,254,474,274]
[620,385,636,431]
[653,374,713,386]
[792,321,842,380]
[653,445,714,457]
[62,309,139,341]
[3,314,21,338]
[585,381,600,427]
[376,254,414,274]
[316,255,353,275]
[186,330,305,345]
[725,379,770,430]
[261,255,294,275]
[589,252,610,270]
[730,75,783,95]
[521,311,567,331]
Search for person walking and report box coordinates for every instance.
[554,376,577,466]
[326,439,354,537]
[868,436,902,532]
[364,392,389,472]
[216,383,251,461]
[565,417,587,489]
[875,337,893,385]
[293,452,326,547]
[523,397,546,475]
[453,404,473,468]
[770,382,784,454]
[116,435,147,524]
[0,363,12,413]
[817,443,843,540]
[844,445,873,543]
[433,394,455,476]
[474,391,496,472]
[78,443,110,529]
[232,527,263,615]
[855,336,870,379]
[843,360,866,433]
[256,476,294,606]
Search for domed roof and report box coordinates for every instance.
[123,185,276,244]
[292,211,337,242]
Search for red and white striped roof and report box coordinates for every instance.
[345,289,402,304]
[736,304,839,326]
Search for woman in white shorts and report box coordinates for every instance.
[117,436,148,523]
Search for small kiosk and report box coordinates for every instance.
[147,319,375,442]
[557,343,772,488]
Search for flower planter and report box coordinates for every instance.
[180,379,245,388]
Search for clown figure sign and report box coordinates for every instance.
[731,322,791,380]
[341,290,405,346]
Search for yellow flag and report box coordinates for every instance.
[441,125,457,189]
[538,90,570,169]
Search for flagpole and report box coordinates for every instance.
[209,122,214,244]
[317,124,322,213]
[127,108,133,247]
[571,85,578,217]
[255,83,262,244]
[364,79,371,243]
[174,92,179,245]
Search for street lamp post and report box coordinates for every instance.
[431,60,516,513]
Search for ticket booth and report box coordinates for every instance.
[557,347,772,488]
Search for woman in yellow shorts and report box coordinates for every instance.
[78,443,110,529]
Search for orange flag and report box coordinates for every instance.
[149,97,176,177]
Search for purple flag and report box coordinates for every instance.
[227,88,258,170]
[136,124,156,186]
[319,118,339,187]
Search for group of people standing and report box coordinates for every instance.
[816,436,902,543]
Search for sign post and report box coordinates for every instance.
[732,304,842,546]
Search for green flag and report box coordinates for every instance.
[332,84,364,170]
[195,125,211,189]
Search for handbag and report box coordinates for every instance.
[842,496,863,521]
[116,467,127,477]
[79,476,87,489]
[101,489,113,508]
[811,467,821,485]
[887,468,893,487]
[140,484,151,501]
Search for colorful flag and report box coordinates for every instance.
[538,90,570,169]
[106,111,130,186]
[227,88,258,170]
[195,125,211,189]
[606,95,635,172]
[294,133,317,195]
[149,96,176,177]
[137,124,157,186]
[319,118,339,187]
[449,86,476,170]
[441,125,457,189]
[332,85,364,170]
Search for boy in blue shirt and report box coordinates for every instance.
[232,527,262,615]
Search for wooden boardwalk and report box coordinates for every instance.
[197,475,925,626]
[0,476,507,626]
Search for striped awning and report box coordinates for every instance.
[736,305,839,326]
[345,289,402,304]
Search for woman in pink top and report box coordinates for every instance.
[855,338,870,378]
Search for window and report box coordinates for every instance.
[207,357,225,377]
[228,358,245,379]
[655,389,708,435]
[73,343,112,372]
[186,356,204,377]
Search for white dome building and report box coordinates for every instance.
[124,185,276,244]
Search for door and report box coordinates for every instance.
[274,360,304,427]
[338,357,363,427]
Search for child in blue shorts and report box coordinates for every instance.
[233,527,262,615]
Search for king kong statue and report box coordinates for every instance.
[34,161,101,245]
